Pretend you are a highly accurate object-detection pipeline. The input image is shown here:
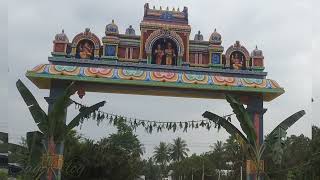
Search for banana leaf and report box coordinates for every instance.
[16,80,48,134]
[266,110,306,145]
[269,110,306,136]
[66,101,106,132]
[48,82,75,139]
[202,111,248,144]
[225,94,257,147]
[265,110,305,165]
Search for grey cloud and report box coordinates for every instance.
[7,0,315,157]
[0,0,8,132]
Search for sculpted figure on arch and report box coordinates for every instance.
[165,42,176,65]
[154,44,164,65]
[231,53,244,70]
[79,42,93,59]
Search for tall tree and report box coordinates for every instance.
[310,126,320,178]
[209,141,225,178]
[210,141,224,153]
[223,134,246,179]
[64,118,144,180]
[16,79,105,180]
[153,142,170,176]
[143,158,161,180]
[169,137,189,162]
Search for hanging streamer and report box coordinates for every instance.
[71,100,234,133]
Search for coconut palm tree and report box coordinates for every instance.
[153,142,170,176]
[210,140,225,177]
[16,79,105,180]
[202,94,305,180]
[169,137,189,162]
[210,141,224,153]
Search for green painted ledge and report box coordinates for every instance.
[26,71,285,101]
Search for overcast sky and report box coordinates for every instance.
[2,0,318,158]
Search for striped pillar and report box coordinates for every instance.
[43,80,69,180]
[246,95,266,180]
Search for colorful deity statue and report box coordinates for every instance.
[79,42,93,59]
[165,42,175,65]
[231,53,243,70]
[154,44,164,65]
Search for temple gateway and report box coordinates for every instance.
[25,4,286,179]
[27,3,284,101]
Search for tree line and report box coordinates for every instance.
[9,122,320,180]
[146,126,320,180]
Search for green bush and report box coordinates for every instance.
[0,170,8,180]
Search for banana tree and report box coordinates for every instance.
[16,79,105,180]
[202,94,305,179]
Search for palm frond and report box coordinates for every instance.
[16,80,48,133]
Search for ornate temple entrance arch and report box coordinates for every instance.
[25,4,284,180]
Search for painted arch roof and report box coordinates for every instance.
[26,63,284,101]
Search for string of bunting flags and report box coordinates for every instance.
[72,100,235,133]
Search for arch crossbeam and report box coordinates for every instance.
[26,63,284,101]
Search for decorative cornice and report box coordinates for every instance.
[140,21,191,32]
[26,64,284,101]
[48,56,268,78]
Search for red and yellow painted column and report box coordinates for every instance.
[246,95,266,180]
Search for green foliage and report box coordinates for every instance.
[202,94,306,179]
[16,80,49,134]
[8,140,28,164]
[16,79,106,142]
[169,137,189,162]
[67,101,106,131]
[264,134,314,180]
[310,126,320,178]
[62,119,144,180]
[225,95,257,146]
[0,132,8,153]
[26,131,44,166]
[265,110,306,165]
[167,136,244,180]
[142,158,161,180]
[0,171,8,180]
[269,110,306,136]
[153,142,170,176]
[16,79,105,179]
[223,134,246,179]
[11,127,319,180]
[202,111,248,144]
[170,154,212,179]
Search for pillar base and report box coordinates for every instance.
[246,160,264,180]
